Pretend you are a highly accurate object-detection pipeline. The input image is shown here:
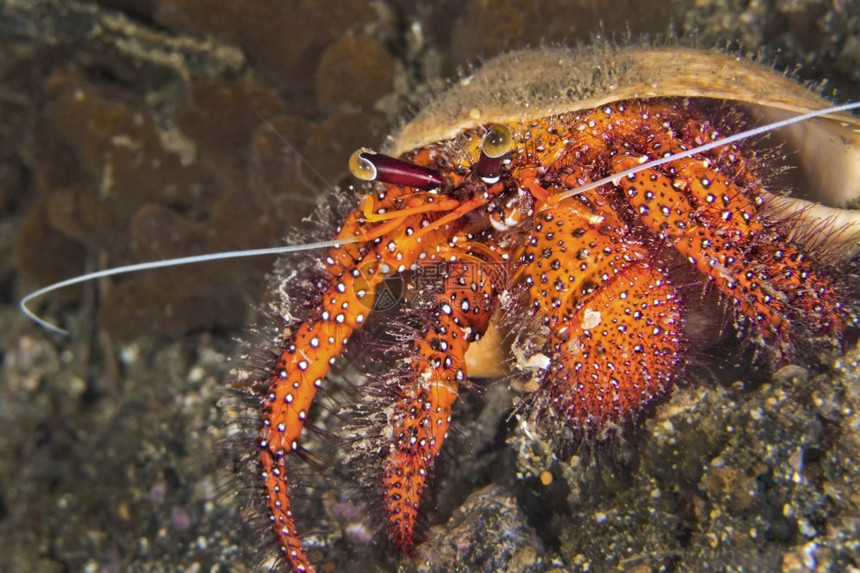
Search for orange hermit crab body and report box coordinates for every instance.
[250,46,860,572]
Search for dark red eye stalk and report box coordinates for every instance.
[475,123,513,184]
[349,148,443,189]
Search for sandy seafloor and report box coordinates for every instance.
[1,0,860,571]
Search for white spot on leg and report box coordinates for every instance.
[582,308,602,330]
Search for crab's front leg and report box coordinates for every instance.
[260,242,381,572]
[377,256,501,551]
[261,194,472,570]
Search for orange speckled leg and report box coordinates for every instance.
[522,202,683,426]
[260,183,474,570]
[260,253,380,573]
[613,154,847,361]
[380,258,498,551]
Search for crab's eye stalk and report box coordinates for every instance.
[476,123,512,184]
[349,148,443,190]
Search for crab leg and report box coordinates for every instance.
[260,244,381,572]
[613,154,848,361]
[258,214,412,571]
[260,187,476,570]
[379,257,499,551]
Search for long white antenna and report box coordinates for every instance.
[20,102,860,335]
[554,101,860,202]
[20,238,357,335]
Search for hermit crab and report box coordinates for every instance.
[19,45,860,571]
[238,46,860,572]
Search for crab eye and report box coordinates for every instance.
[349,148,443,190]
[349,147,378,181]
[481,124,512,158]
[476,124,512,184]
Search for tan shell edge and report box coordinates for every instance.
[391,46,858,156]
